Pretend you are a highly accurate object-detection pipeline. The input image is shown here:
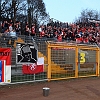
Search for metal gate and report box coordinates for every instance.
[77,45,99,78]
[47,42,99,81]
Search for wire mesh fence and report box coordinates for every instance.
[51,47,75,79]
[78,48,97,77]
[0,34,100,84]
[47,42,99,81]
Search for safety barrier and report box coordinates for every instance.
[47,42,99,81]
[0,34,100,84]
[11,36,49,83]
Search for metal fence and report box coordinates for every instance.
[47,42,99,81]
[11,36,49,83]
[0,34,100,84]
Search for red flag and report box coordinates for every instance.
[22,63,44,74]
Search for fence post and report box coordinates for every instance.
[47,43,51,81]
[75,46,78,78]
[96,48,100,76]
[99,48,100,76]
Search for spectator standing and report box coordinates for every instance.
[8,23,17,47]
[2,21,9,33]
[24,25,31,36]
[15,22,21,36]
[8,23,13,32]
[30,24,36,37]
[88,34,96,44]
[82,35,89,44]
[96,34,100,47]
[57,34,62,42]
[40,28,45,37]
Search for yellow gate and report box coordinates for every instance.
[77,44,99,78]
[47,42,99,81]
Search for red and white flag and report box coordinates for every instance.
[22,57,44,74]
[0,48,11,83]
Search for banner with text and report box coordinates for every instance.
[0,48,11,83]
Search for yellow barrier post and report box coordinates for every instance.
[98,48,100,76]
[47,44,51,81]
[99,48,100,76]
[75,46,78,78]
[96,48,100,76]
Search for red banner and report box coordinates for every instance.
[0,48,11,65]
[0,48,11,83]
[22,63,43,74]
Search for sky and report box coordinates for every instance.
[43,0,100,23]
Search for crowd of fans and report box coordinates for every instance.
[0,20,21,37]
[0,19,100,47]
[38,21,100,46]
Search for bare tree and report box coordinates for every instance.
[0,0,26,22]
[27,0,48,26]
[75,9,100,23]
[0,0,49,31]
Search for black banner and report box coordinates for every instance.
[16,43,38,64]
